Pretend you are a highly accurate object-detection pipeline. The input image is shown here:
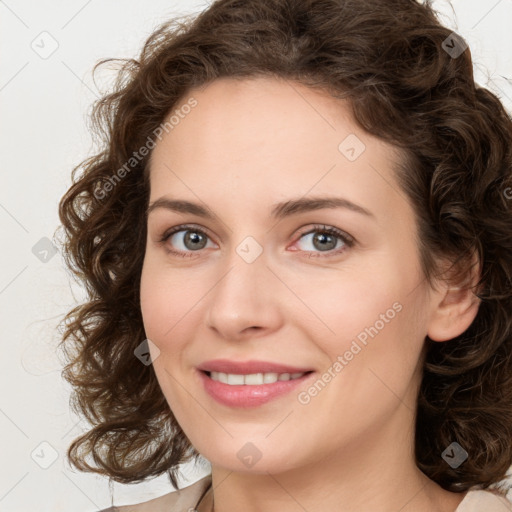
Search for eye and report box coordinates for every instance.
[292,224,354,257]
[159,224,216,257]
[158,223,354,259]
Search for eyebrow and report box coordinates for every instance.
[146,196,375,220]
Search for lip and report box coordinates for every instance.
[197,359,313,374]
[196,359,316,408]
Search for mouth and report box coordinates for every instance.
[196,363,316,408]
[204,370,312,385]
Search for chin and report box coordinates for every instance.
[194,439,304,475]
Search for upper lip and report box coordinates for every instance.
[197,359,314,374]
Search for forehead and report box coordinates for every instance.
[147,77,407,223]
[153,76,361,163]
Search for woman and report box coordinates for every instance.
[57,0,512,510]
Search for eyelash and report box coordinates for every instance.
[158,223,355,259]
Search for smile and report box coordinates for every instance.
[197,368,315,407]
[208,371,308,385]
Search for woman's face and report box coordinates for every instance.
[140,76,437,474]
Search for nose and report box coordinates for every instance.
[205,251,284,342]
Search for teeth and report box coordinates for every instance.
[209,371,307,385]
[263,372,279,383]
[227,373,244,385]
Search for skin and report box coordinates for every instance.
[140,76,480,512]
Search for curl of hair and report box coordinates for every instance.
[57,0,512,492]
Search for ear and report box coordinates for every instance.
[427,250,482,342]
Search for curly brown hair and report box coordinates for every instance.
[56,0,512,493]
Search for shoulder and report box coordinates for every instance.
[97,475,212,512]
[456,488,512,512]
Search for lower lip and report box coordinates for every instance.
[198,370,314,408]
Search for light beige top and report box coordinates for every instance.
[99,475,512,511]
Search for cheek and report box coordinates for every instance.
[139,258,207,353]
[140,259,180,344]
[335,296,426,409]
[311,270,425,392]
[290,266,401,347]
[139,263,196,410]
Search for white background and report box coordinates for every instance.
[1,1,511,510]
